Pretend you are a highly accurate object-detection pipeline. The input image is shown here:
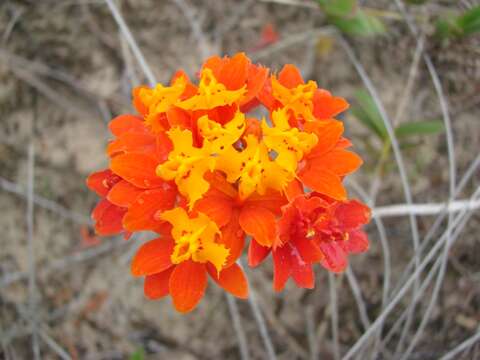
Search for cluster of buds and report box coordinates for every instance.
[87,53,371,313]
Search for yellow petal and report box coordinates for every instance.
[177,69,246,110]
[194,241,229,274]
[198,111,246,154]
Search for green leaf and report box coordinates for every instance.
[331,10,386,36]
[352,90,387,140]
[318,0,356,17]
[457,6,480,36]
[395,120,444,138]
[129,348,145,360]
[435,6,480,39]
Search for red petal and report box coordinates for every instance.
[334,200,371,230]
[91,199,126,236]
[123,187,176,233]
[239,206,277,247]
[110,153,163,189]
[131,237,174,276]
[299,164,347,201]
[276,201,298,247]
[218,210,245,267]
[144,267,174,300]
[278,64,304,88]
[107,180,143,207]
[293,236,324,263]
[272,245,292,291]
[169,261,207,313]
[294,195,329,214]
[109,114,146,136]
[345,230,369,254]
[273,243,315,291]
[319,242,348,273]
[248,238,271,267]
[207,263,249,299]
[313,89,349,120]
[313,149,363,176]
[291,261,315,290]
[86,169,121,197]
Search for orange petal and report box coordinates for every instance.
[169,260,207,313]
[313,89,349,119]
[123,187,176,233]
[207,263,248,299]
[109,114,146,136]
[305,119,344,158]
[284,179,304,202]
[194,195,233,228]
[299,164,347,201]
[202,55,226,78]
[244,190,287,215]
[107,132,156,157]
[313,149,363,176]
[248,238,271,267]
[131,237,174,276]
[110,153,163,189]
[257,79,278,111]
[205,171,237,199]
[243,118,263,138]
[144,267,174,300]
[91,199,126,236]
[86,169,120,197]
[278,64,304,88]
[218,210,245,267]
[132,87,150,116]
[218,52,249,90]
[239,206,277,247]
[171,70,197,99]
[241,64,269,107]
[167,106,192,130]
[107,180,143,207]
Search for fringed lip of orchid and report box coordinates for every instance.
[86,52,371,313]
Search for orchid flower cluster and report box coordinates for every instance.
[87,53,371,313]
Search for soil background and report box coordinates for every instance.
[1,1,479,359]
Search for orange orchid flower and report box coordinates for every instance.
[86,53,370,313]
[131,208,248,313]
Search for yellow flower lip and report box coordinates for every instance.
[177,68,246,110]
[161,208,229,273]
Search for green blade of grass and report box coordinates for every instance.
[395,120,444,138]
